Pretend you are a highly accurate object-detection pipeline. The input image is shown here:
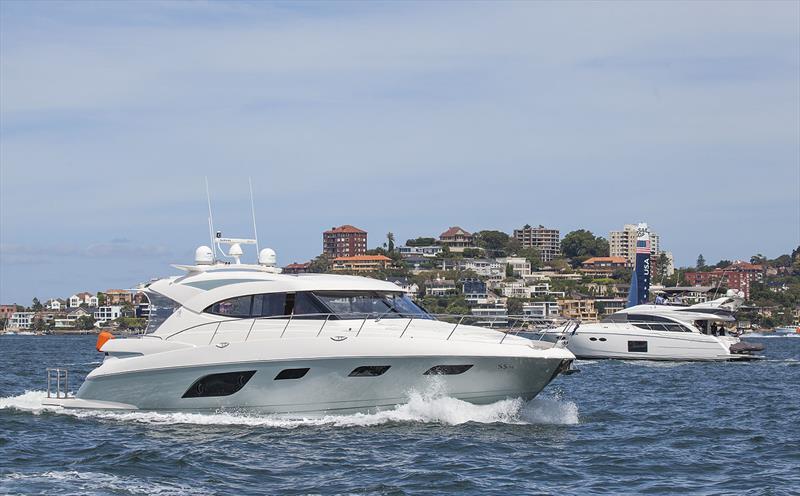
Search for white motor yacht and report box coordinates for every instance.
[44,238,575,413]
[541,224,763,361]
[552,291,764,361]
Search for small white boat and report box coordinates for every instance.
[773,326,800,336]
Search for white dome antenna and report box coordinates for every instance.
[259,248,277,267]
[228,243,244,264]
[195,246,213,265]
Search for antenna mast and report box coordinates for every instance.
[249,177,260,253]
[205,177,217,261]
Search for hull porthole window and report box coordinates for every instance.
[348,366,391,377]
[424,365,473,375]
[274,368,310,380]
[182,370,256,398]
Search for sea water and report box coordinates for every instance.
[1,335,798,495]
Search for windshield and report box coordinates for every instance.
[313,291,432,319]
[143,291,181,333]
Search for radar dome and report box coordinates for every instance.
[228,243,244,257]
[195,246,213,265]
[259,248,277,266]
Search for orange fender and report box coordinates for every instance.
[96,331,114,352]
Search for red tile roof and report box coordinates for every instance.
[440,226,471,238]
[324,225,366,234]
[284,262,311,269]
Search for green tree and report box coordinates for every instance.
[32,317,46,332]
[505,263,515,277]
[505,238,522,255]
[308,254,333,273]
[696,254,706,269]
[445,299,469,316]
[31,297,43,311]
[772,254,792,267]
[506,298,524,315]
[475,230,510,255]
[97,293,107,306]
[517,247,542,269]
[386,232,395,253]
[406,237,436,247]
[76,316,96,330]
[714,259,732,269]
[560,230,609,260]
[656,252,669,282]
[462,248,482,258]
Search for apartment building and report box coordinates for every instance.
[323,225,368,258]
[558,298,599,322]
[609,224,661,265]
[513,224,561,262]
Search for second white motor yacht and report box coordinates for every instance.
[560,291,764,361]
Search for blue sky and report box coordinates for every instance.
[1,0,798,305]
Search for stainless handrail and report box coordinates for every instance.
[162,312,572,344]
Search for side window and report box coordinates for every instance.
[253,293,287,317]
[292,292,325,317]
[206,296,253,317]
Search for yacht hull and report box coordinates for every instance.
[566,327,741,361]
[63,354,570,413]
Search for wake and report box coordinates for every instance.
[0,387,579,428]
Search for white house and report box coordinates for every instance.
[9,312,35,329]
[425,279,457,297]
[523,301,561,320]
[45,299,66,311]
[500,257,532,278]
[94,306,122,324]
[385,277,420,299]
[461,259,504,280]
[397,245,443,258]
[69,292,98,308]
[55,308,92,329]
[471,304,508,328]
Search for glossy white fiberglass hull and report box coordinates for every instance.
[565,324,741,361]
[49,325,574,413]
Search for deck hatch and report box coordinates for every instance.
[423,365,473,375]
[274,368,310,380]
[182,370,256,398]
[348,366,391,377]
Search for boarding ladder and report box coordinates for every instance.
[46,368,70,399]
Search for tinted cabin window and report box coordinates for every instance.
[206,296,253,317]
[628,341,648,353]
[253,293,287,317]
[349,366,391,377]
[291,292,327,317]
[274,368,309,380]
[182,370,256,398]
[424,365,473,375]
